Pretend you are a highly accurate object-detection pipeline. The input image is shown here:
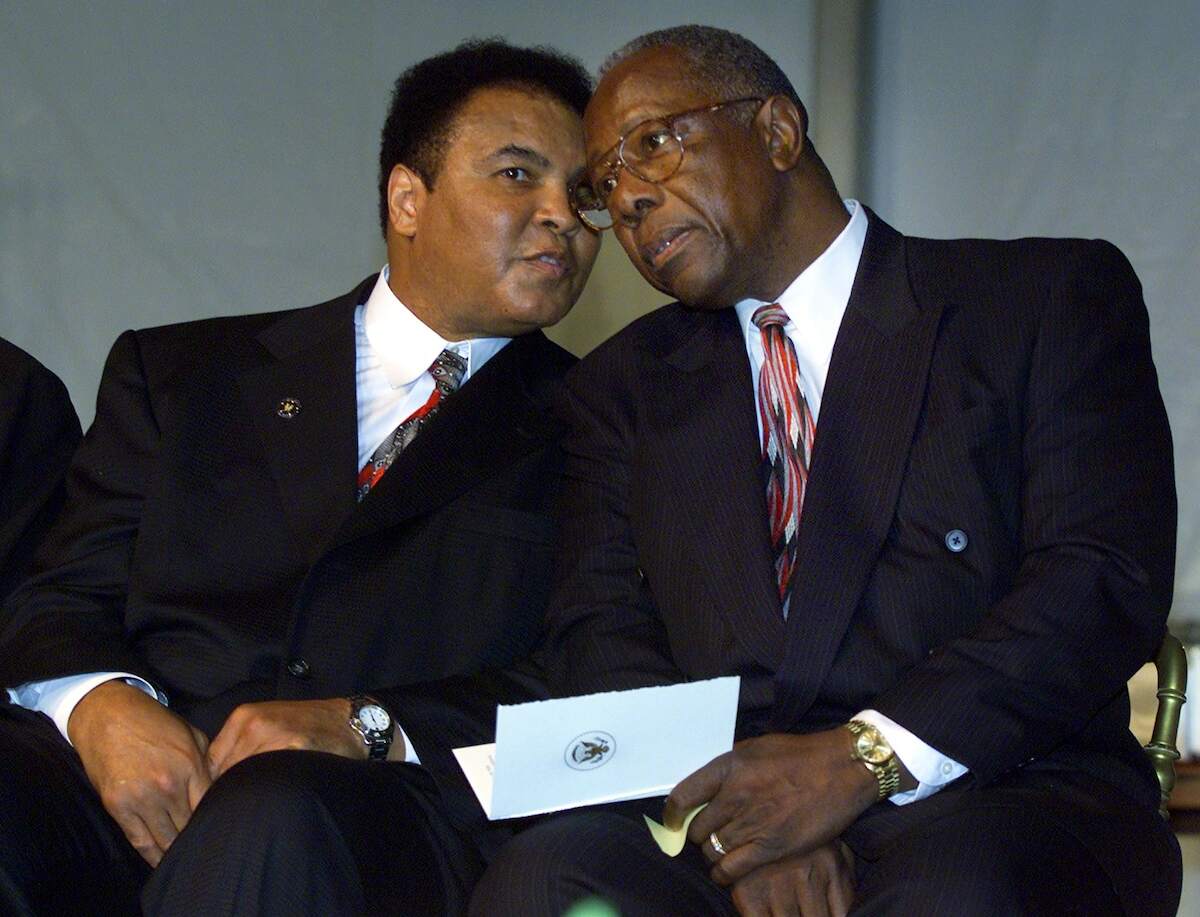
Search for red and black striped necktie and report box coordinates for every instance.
[752,304,816,618]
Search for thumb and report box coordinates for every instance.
[190,726,211,756]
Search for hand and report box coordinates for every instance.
[730,841,855,917]
[68,679,212,866]
[206,698,405,779]
[664,729,878,885]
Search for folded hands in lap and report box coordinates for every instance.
[68,682,381,865]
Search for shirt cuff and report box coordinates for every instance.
[854,709,968,806]
[395,723,421,765]
[9,672,165,745]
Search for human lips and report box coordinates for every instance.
[638,226,694,270]
[520,248,574,279]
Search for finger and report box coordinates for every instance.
[688,793,740,847]
[205,723,236,778]
[663,752,730,828]
[697,809,758,868]
[187,760,213,811]
[712,840,774,886]
[796,873,827,917]
[139,803,180,861]
[701,831,721,864]
[827,854,854,916]
[163,781,193,834]
[190,726,211,757]
[118,812,165,867]
[783,877,810,917]
[826,879,852,917]
[207,715,266,779]
[731,877,769,917]
[209,737,252,780]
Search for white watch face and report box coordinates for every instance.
[358,704,390,731]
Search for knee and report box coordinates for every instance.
[471,816,606,917]
[191,750,335,838]
[852,811,1110,917]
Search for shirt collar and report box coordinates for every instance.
[363,267,510,389]
[734,199,868,334]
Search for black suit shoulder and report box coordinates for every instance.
[905,235,1140,317]
[0,339,82,602]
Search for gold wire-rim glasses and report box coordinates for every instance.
[572,96,765,231]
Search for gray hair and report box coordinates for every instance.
[600,25,801,108]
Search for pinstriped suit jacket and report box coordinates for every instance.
[546,212,1175,829]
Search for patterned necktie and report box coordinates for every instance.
[356,347,467,501]
[752,304,816,618]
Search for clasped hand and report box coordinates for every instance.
[68,682,379,865]
[661,729,877,912]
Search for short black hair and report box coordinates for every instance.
[377,38,592,236]
[602,25,800,110]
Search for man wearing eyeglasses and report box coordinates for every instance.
[474,25,1179,917]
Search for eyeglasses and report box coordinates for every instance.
[572,97,764,231]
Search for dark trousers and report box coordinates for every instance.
[0,702,482,916]
[470,772,1182,916]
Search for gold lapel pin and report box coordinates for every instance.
[276,397,302,419]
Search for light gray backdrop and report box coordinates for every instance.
[1,1,1195,617]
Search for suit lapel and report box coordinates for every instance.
[327,331,561,551]
[771,215,944,729]
[238,281,366,564]
[658,308,786,671]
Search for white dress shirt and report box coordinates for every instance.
[7,268,509,766]
[733,200,967,804]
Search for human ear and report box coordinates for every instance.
[758,95,806,171]
[386,164,426,238]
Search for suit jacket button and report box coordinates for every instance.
[945,529,968,553]
[286,657,311,678]
[277,397,302,419]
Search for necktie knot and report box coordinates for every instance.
[752,303,789,331]
[429,348,467,395]
[356,346,468,501]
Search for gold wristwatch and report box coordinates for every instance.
[845,719,901,801]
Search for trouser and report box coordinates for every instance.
[0,701,483,916]
[469,770,1182,916]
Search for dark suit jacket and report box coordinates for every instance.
[0,338,81,604]
[0,277,573,739]
[546,213,1175,830]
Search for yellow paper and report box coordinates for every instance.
[643,804,707,856]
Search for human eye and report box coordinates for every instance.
[584,166,618,202]
[498,166,532,182]
[636,128,676,160]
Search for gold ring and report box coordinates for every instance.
[709,831,727,856]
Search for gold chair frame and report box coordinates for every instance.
[1145,632,1187,817]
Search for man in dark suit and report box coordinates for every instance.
[0,40,598,915]
[0,338,81,602]
[473,26,1180,916]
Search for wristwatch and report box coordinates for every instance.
[845,719,901,800]
[348,695,395,760]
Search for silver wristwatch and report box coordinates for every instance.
[348,694,394,760]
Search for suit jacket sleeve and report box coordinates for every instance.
[0,342,81,604]
[871,240,1176,781]
[542,348,686,697]
[0,330,160,687]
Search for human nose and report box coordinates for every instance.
[536,182,584,236]
[607,164,662,227]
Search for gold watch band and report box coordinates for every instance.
[846,719,901,801]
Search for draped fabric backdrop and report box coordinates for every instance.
[1,0,1195,617]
